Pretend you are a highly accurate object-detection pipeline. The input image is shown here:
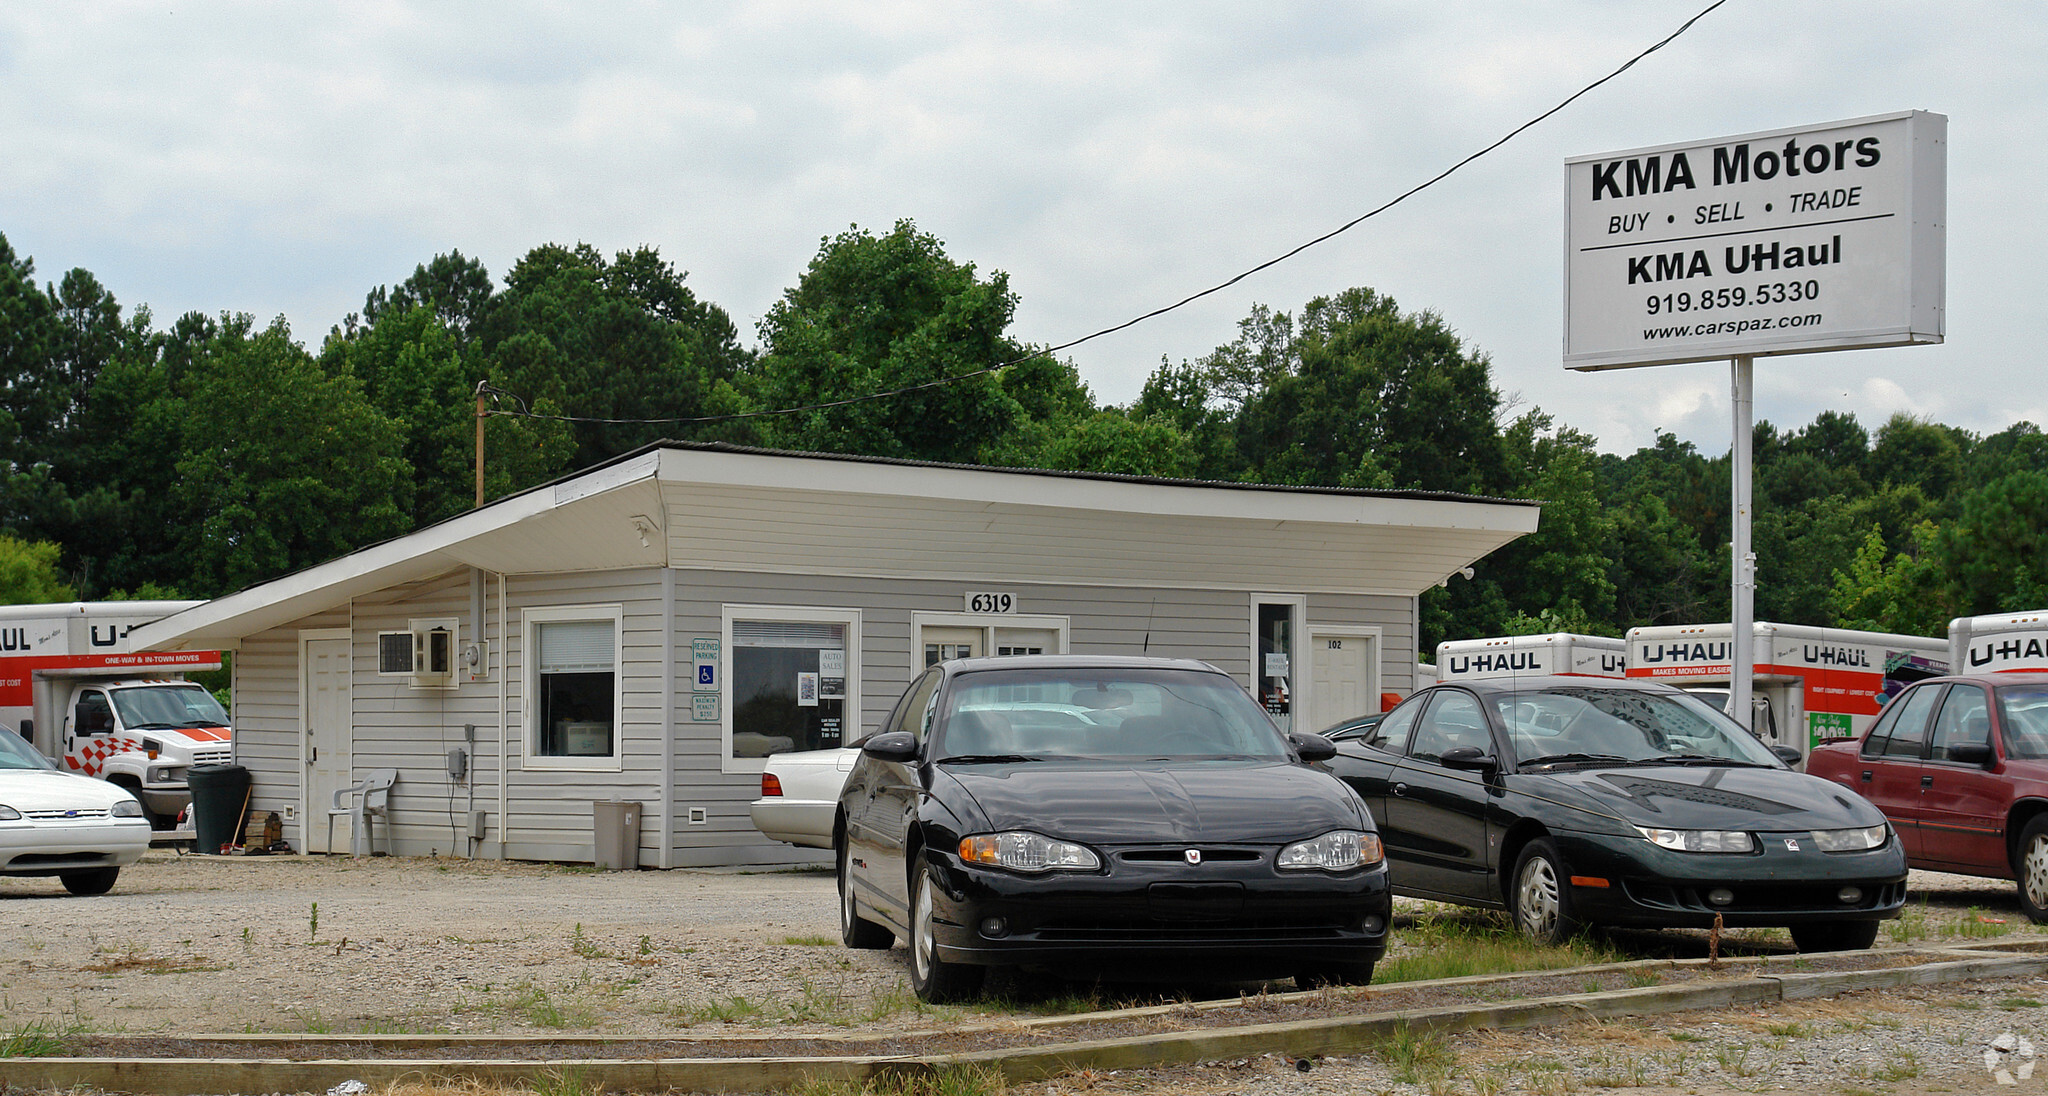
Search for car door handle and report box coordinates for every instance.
[1859,770,1872,782]
[1921,775,1934,788]
[1392,782,1409,797]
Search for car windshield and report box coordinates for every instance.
[937,666,1288,761]
[1495,686,1783,767]
[0,729,54,771]
[110,683,229,728]
[1998,685,2048,760]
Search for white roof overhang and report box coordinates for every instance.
[132,445,1539,651]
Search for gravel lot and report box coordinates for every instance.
[4,850,2048,1095]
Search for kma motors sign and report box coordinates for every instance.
[1564,111,1945,371]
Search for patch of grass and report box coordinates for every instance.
[1999,996,2043,1009]
[1365,1022,1458,1084]
[790,1065,1007,1096]
[778,934,839,947]
[0,1020,81,1057]
[569,923,608,959]
[512,983,598,1028]
[1377,909,1628,984]
[1871,1049,1921,1082]
[1624,967,1663,988]
[1763,1020,1810,1037]
[689,994,768,1024]
[531,1065,604,1096]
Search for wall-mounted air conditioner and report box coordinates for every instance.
[377,619,459,688]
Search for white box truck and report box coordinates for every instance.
[1949,611,2048,675]
[1625,621,1948,758]
[0,602,231,827]
[1435,633,1627,683]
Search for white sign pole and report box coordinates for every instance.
[1730,356,1755,736]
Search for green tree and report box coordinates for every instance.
[1227,288,1505,494]
[1829,522,1955,637]
[480,243,754,467]
[1942,471,2048,615]
[169,316,414,595]
[0,534,75,603]
[751,220,1035,464]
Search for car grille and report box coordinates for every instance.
[24,807,112,821]
[1117,848,1264,864]
[7,852,116,866]
[1030,923,1355,942]
[191,747,233,766]
[1622,878,1908,914]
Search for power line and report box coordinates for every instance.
[487,0,1730,430]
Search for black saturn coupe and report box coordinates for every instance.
[836,655,1392,1002]
[1323,676,1908,951]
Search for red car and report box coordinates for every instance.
[1807,673,2048,921]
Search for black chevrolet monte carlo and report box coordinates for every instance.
[1324,676,1908,952]
[836,655,1392,1003]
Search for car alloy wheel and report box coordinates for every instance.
[909,869,983,1003]
[838,840,892,950]
[1511,838,1579,945]
[2019,816,2048,924]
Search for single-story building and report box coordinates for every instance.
[130,441,1539,867]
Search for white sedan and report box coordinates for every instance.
[0,730,152,895]
[749,745,859,849]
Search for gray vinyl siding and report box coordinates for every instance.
[223,563,1414,868]
[661,572,1413,867]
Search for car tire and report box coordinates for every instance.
[1511,838,1581,946]
[1295,961,1375,989]
[2016,815,2048,925]
[838,840,894,950]
[1789,920,1881,952]
[909,868,984,1004]
[59,867,119,897]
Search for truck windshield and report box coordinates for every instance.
[110,684,229,729]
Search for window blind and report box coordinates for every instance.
[537,620,615,673]
[734,620,844,649]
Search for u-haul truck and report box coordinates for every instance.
[1625,622,1948,758]
[0,602,231,827]
[1949,611,2048,674]
[1435,633,1627,683]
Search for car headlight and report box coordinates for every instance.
[1809,824,1888,852]
[1278,829,1384,871]
[0,804,19,820]
[958,831,1101,872]
[147,765,186,784]
[1635,826,1756,853]
[111,800,145,819]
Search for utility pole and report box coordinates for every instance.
[475,380,488,509]
[1730,357,1755,734]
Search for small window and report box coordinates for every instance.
[1878,684,1942,759]
[1929,685,1992,763]
[725,609,859,768]
[1410,690,1488,762]
[75,692,113,735]
[1370,699,1422,755]
[524,607,622,769]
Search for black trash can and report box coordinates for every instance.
[187,763,251,854]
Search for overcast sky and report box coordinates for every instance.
[3,2,2040,456]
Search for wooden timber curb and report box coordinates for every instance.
[10,948,2047,1094]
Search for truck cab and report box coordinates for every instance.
[58,679,234,827]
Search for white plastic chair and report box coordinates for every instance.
[326,768,398,856]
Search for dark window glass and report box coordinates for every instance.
[1997,684,2048,760]
[1929,685,1992,763]
[1409,691,1489,762]
[1879,685,1942,759]
[1370,700,1422,755]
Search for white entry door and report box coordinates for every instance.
[303,636,353,853]
[1306,631,1378,734]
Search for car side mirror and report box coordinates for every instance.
[1947,742,1994,766]
[1289,732,1337,763]
[1770,745,1805,767]
[1439,745,1498,772]
[861,731,919,763]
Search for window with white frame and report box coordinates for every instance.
[723,607,859,769]
[524,606,623,769]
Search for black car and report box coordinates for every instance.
[1318,712,1387,742]
[836,655,1392,1002]
[1324,676,1908,952]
